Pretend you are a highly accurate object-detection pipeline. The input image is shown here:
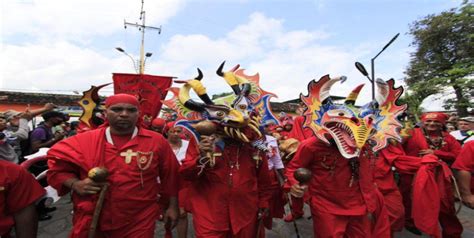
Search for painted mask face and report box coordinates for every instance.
[301,75,406,159]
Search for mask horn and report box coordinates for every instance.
[344,84,365,105]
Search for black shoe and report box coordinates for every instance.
[405,226,422,236]
[44,207,57,213]
[38,213,52,221]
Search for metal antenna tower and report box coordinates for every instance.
[123,0,161,74]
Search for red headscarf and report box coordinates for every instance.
[421,112,448,124]
[151,118,166,127]
[104,93,139,108]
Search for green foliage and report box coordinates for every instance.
[404,1,473,116]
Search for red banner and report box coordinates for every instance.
[113,73,173,127]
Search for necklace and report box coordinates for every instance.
[422,128,445,150]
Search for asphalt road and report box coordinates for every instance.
[35,196,474,238]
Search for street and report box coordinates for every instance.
[37,196,474,238]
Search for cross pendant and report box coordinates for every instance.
[120,149,138,164]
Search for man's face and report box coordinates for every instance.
[51,117,64,126]
[106,103,139,132]
[0,118,6,131]
[167,127,182,141]
[8,115,20,127]
[457,121,473,132]
[423,119,443,132]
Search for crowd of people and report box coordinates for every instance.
[0,94,473,238]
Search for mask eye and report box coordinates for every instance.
[215,111,225,118]
[238,104,247,110]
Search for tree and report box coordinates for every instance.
[404,1,473,116]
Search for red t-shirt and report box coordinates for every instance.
[452,141,474,193]
[0,160,45,236]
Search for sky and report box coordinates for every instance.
[0,0,463,110]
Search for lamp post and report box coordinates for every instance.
[355,33,399,100]
[115,47,153,74]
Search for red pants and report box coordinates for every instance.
[193,217,257,238]
[381,189,405,232]
[310,208,371,238]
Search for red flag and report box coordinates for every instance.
[113,73,173,127]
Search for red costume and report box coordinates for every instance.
[47,127,179,238]
[452,140,474,193]
[0,160,45,237]
[179,140,273,237]
[285,137,390,237]
[374,143,422,233]
[284,115,313,221]
[400,126,463,237]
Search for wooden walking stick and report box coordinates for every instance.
[88,167,109,238]
[287,168,312,238]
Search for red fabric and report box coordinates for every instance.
[374,143,422,232]
[193,214,258,238]
[110,133,132,149]
[411,155,459,238]
[151,118,166,127]
[452,140,474,193]
[375,143,421,192]
[404,128,461,163]
[0,160,45,236]
[113,73,173,127]
[179,140,273,235]
[310,209,372,238]
[421,112,448,124]
[284,137,389,236]
[287,116,313,141]
[47,127,179,237]
[104,93,139,108]
[263,169,285,229]
[401,128,463,236]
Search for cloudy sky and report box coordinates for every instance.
[0,0,462,109]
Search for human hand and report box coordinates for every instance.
[462,195,474,209]
[257,208,269,219]
[289,184,307,198]
[199,135,215,157]
[54,131,65,141]
[72,178,103,196]
[44,103,57,111]
[418,149,434,156]
[163,205,179,229]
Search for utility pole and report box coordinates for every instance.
[124,0,161,74]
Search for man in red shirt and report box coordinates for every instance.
[400,112,462,237]
[453,140,474,209]
[47,94,179,238]
[0,160,45,237]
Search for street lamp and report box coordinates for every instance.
[115,47,139,73]
[355,33,399,100]
[115,47,153,74]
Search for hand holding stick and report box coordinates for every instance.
[287,168,312,238]
[88,167,109,238]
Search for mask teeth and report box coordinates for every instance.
[248,124,262,138]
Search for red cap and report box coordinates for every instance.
[151,118,166,127]
[421,112,448,124]
[105,94,139,108]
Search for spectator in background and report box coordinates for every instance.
[0,160,46,238]
[1,103,56,163]
[452,141,474,209]
[30,111,67,154]
[446,123,456,133]
[450,117,474,145]
[0,113,29,164]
